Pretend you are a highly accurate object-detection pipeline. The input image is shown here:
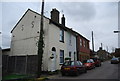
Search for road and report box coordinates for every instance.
[47,60,119,80]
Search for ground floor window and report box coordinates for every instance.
[60,50,64,64]
[69,52,71,58]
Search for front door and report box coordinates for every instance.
[51,51,56,72]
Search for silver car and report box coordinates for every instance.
[111,58,119,64]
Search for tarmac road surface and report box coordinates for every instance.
[46,60,119,81]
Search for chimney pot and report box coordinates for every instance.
[61,14,65,26]
[51,8,59,23]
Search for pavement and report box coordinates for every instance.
[37,73,60,80]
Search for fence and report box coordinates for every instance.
[2,55,38,76]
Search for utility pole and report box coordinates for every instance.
[111,47,115,52]
[106,46,108,52]
[101,43,103,49]
[92,31,94,54]
[37,0,44,78]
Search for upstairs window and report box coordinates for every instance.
[87,42,89,49]
[60,29,64,42]
[86,42,89,49]
[80,39,82,46]
[83,40,86,47]
[85,41,87,48]
[86,41,89,48]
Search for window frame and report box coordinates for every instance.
[80,38,82,47]
[69,51,71,58]
[59,29,64,43]
[83,40,86,47]
[60,50,64,64]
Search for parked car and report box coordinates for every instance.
[61,61,87,76]
[111,57,119,64]
[118,57,120,62]
[83,59,95,70]
[90,57,101,67]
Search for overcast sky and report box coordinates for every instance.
[0,1,119,52]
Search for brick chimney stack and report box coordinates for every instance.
[51,8,59,23]
[61,14,65,26]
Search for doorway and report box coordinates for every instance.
[51,47,56,72]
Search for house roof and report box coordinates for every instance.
[11,8,89,41]
[49,18,89,41]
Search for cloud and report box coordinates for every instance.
[63,2,118,51]
[57,2,96,21]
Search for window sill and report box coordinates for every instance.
[59,40,64,43]
[59,63,63,65]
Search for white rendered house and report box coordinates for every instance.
[10,8,77,74]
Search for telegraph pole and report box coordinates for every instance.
[92,31,94,54]
[101,43,103,49]
[106,46,108,52]
[37,0,44,78]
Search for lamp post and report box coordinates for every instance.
[114,30,120,48]
[114,31,120,33]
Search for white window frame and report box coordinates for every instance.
[80,39,82,46]
[60,29,64,42]
[60,50,64,64]
[83,40,86,47]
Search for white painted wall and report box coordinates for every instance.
[11,10,49,56]
[47,23,68,70]
[11,10,39,56]
[11,10,50,71]
[66,32,76,61]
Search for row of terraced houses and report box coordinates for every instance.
[3,8,90,75]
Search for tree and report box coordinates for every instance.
[37,0,44,78]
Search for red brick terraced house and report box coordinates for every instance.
[76,34,90,62]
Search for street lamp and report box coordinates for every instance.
[114,31,120,33]
[113,30,120,48]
